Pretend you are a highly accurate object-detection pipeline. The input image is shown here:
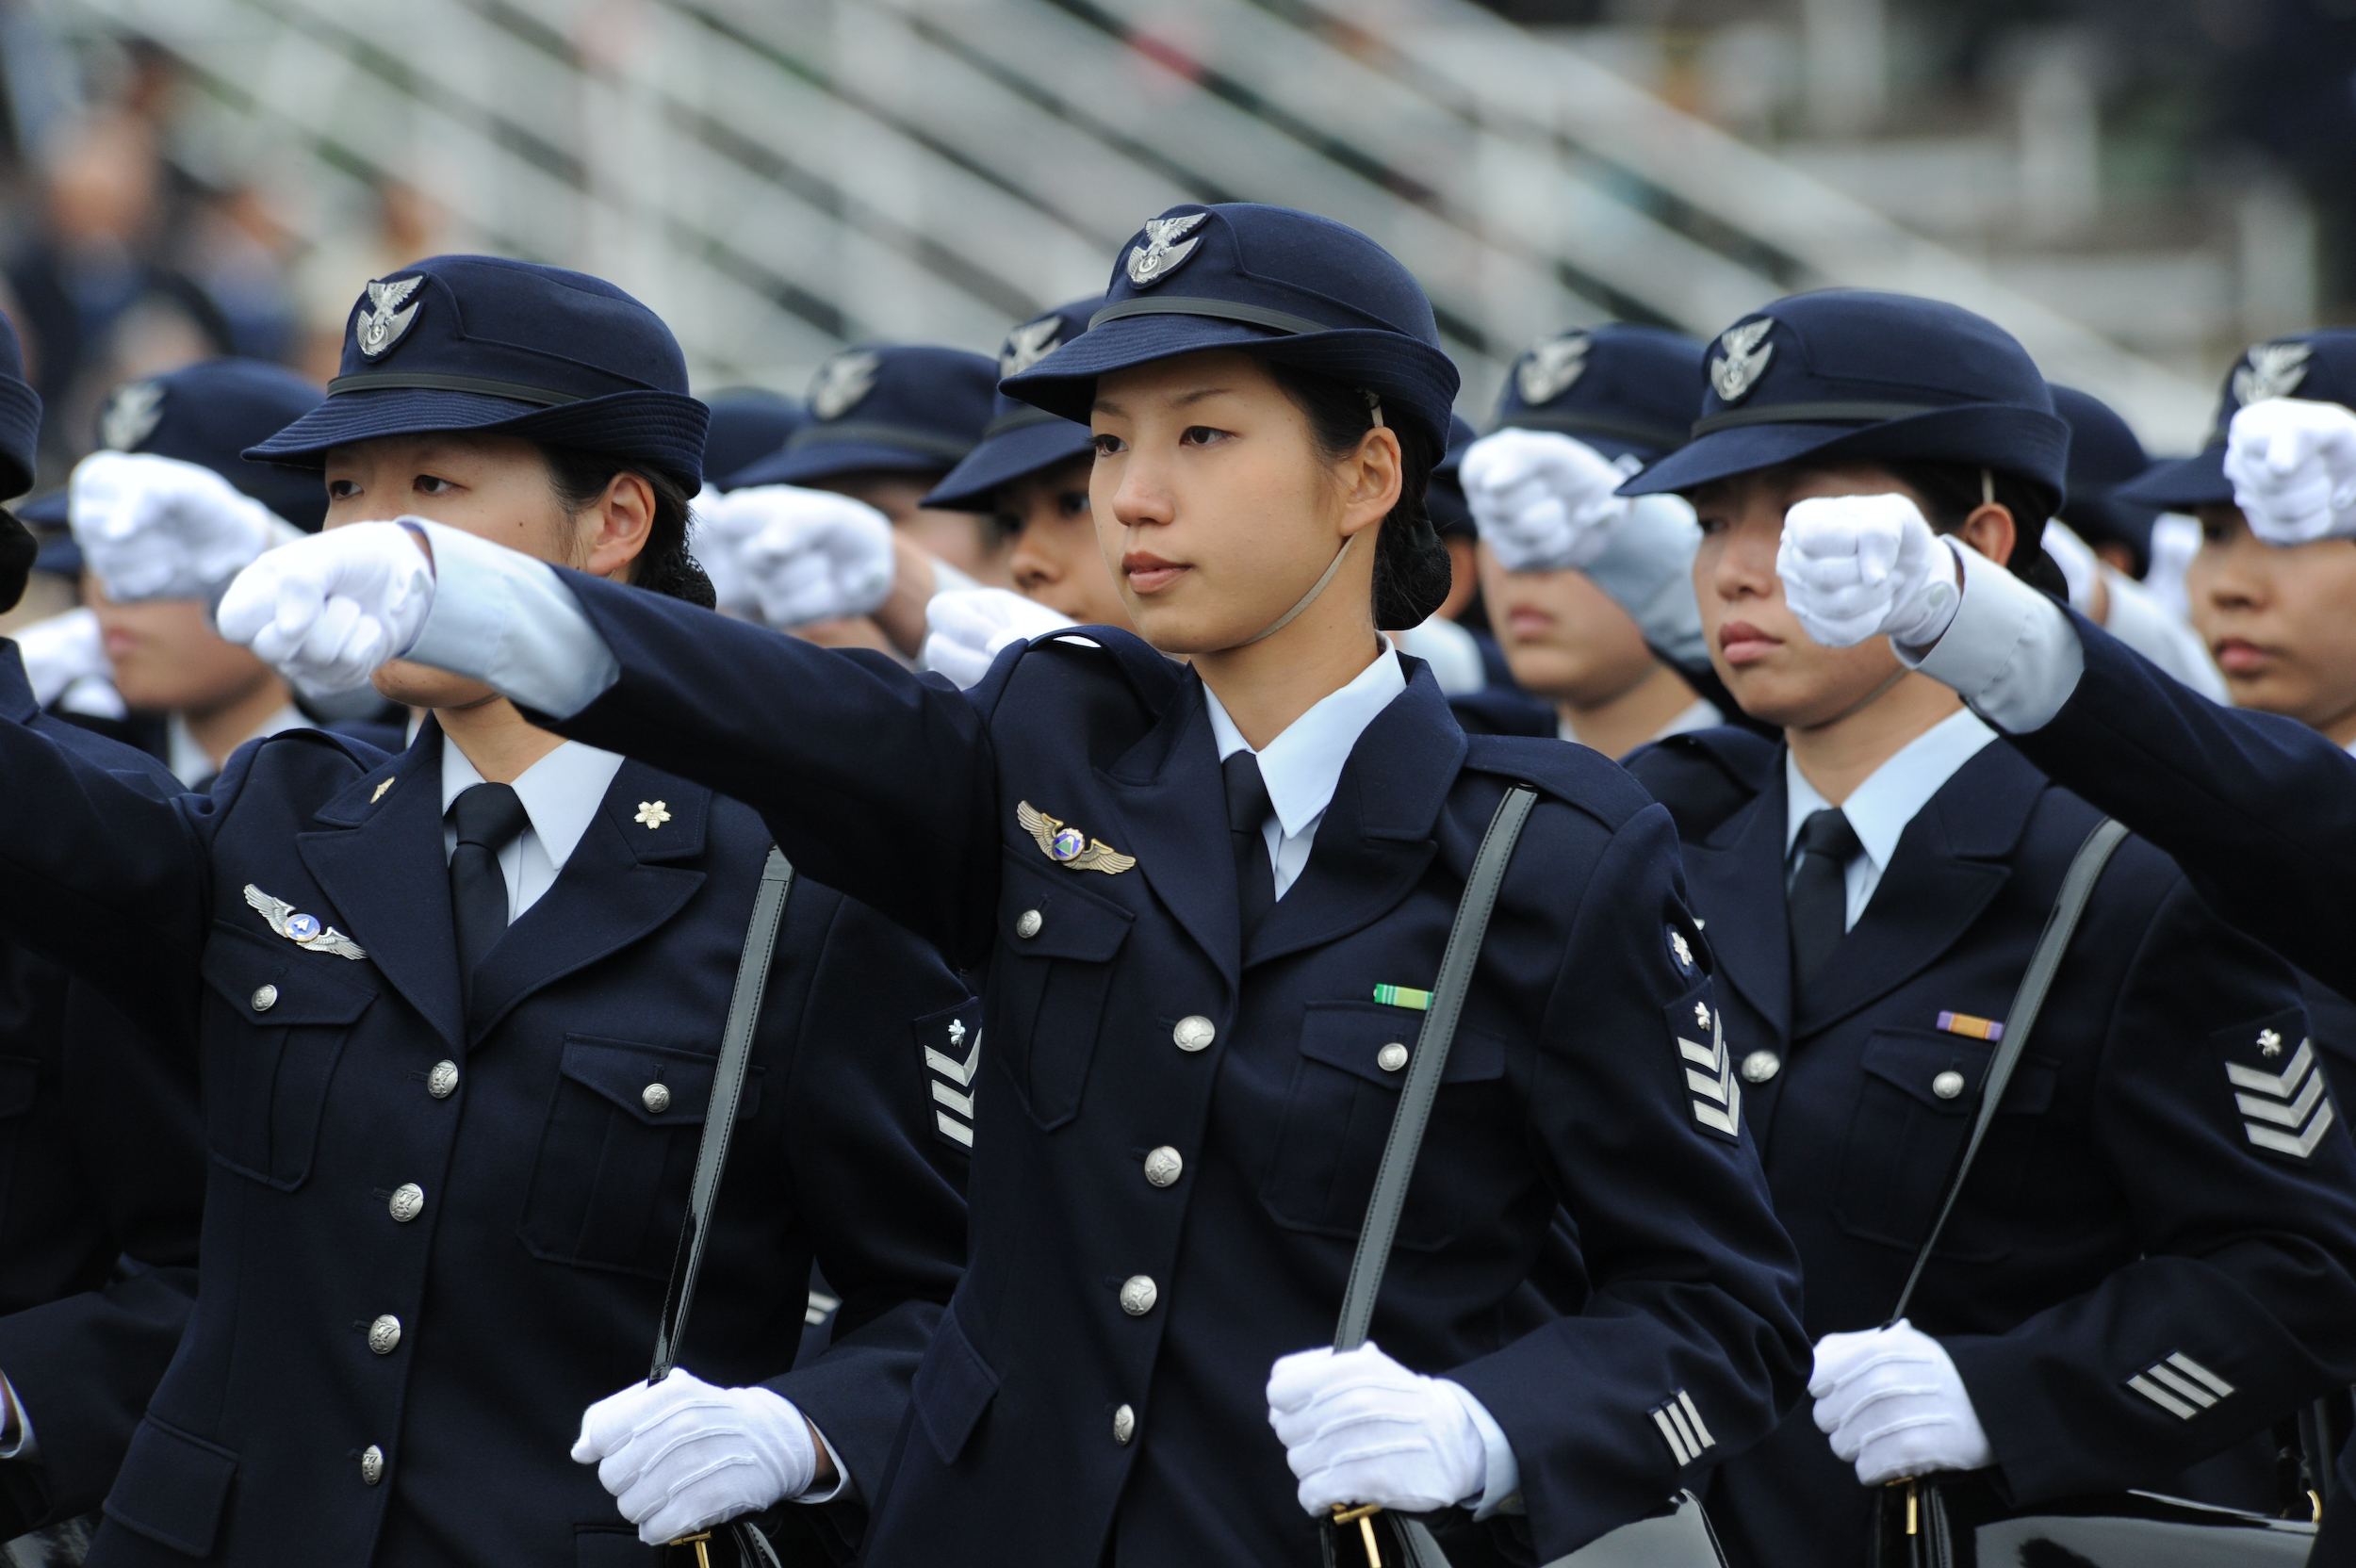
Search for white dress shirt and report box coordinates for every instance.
[1785,707,1997,931]
[168,701,312,789]
[438,735,625,921]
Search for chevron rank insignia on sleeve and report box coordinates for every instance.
[916,999,984,1151]
[2216,1014,2335,1160]
[1667,988,1741,1142]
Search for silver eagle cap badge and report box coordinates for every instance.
[1000,317,1064,378]
[1517,332,1592,406]
[100,380,164,451]
[810,350,881,421]
[244,884,368,961]
[1017,801,1136,874]
[2233,341,2313,409]
[356,277,423,359]
[1710,318,1775,403]
[1126,214,1206,288]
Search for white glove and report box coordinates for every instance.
[571,1368,819,1546]
[71,451,296,603]
[727,485,896,628]
[14,608,109,708]
[2223,397,2356,546]
[1776,493,1961,650]
[215,520,435,696]
[1459,428,1635,574]
[687,484,761,617]
[1809,1320,1992,1487]
[1266,1343,1486,1516]
[2039,520,2100,614]
[921,588,1073,691]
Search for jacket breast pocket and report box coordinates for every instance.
[1262,1002,1508,1252]
[519,1036,764,1278]
[1832,1027,2056,1260]
[992,855,1132,1131]
[199,923,377,1190]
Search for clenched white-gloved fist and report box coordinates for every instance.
[1267,1343,1486,1516]
[71,451,297,603]
[2039,520,2100,614]
[1810,1320,1991,1487]
[1459,428,1635,573]
[1776,493,1961,651]
[728,485,895,628]
[215,521,435,696]
[14,608,111,708]
[2224,398,2356,547]
[922,588,1074,691]
[572,1368,819,1546]
[686,485,760,617]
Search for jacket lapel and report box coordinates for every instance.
[1097,673,1244,992]
[1792,744,2042,1037]
[1685,766,1795,1044]
[464,760,709,1042]
[1247,666,1459,969]
[298,728,466,1052]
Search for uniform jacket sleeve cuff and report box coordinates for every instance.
[1441,1379,1522,1519]
[1904,540,2084,734]
[405,520,621,719]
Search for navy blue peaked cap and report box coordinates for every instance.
[2048,385,2158,566]
[1002,204,1462,455]
[1622,290,2070,514]
[700,389,809,489]
[1427,414,1478,540]
[0,311,40,498]
[924,299,1102,513]
[1492,322,1706,464]
[246,255,709,493]
[728,344,995,489]
[2114,331,2356,510]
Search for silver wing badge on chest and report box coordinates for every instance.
[1017,801,1137,874]
[244,884,369,960]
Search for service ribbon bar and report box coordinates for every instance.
[1937,1010,2004,1042]
[1373,984,1432,1012]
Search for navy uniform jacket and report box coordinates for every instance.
[0,715,971,1568]
[1627,726,2356,1568]
[517,575,1809,1567]
[0,643,201,1537]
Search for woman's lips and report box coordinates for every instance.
[2213,637,2272,675]
[1503,607,1553,639]
[1718,619,1782,666]
[1121,552,1188,595]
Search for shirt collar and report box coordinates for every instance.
[440,734,626,868]
[1202,643,1408,838]
[168,703,311,788]
[1784,706,1997,868]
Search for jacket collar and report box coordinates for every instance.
[0,640,40,727]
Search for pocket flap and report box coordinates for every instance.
[558,1036,764,1126]
[202,922,377,1026]
[1859,1028,2054,1116]
[913,1307,999,1465]
[103,1416,237,1558]
[0,1056,37,1120]
[1299,1001,1505,1088]
[999,855,1133,962]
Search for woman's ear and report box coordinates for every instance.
[579,472,658,580]
[1955,502,2017,569]
[1337,425,1403,539]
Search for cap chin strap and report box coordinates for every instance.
[1235,391,1384,649]
[1981,467,1995,508]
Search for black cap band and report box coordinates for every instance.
[1690,400,1942,437]
[1089,297,1334,337]
[784,422,975,462]
[326,370,586,406]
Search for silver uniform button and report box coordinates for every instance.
[1741,1050,1781,1085]
[642,1083,673,1115]
[1112,1404,1136,1445]
[1172,1016,1216,1053]
[1932,1070,1966,1101]
[1119,1276,1158,1316]
[1375,1042,1409,1073]
[1143,1147,1184,1187]
[367,1315,402,1355]
[251,984,279,1012]
[388,1184,424,1224]
[1015,909,1043,939]
[359,1445,385,1485]
[427,1061,459,1100]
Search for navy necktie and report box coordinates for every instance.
[1789,807,1862,985]
[1223,751,1278,939]
[449,782,530,1000]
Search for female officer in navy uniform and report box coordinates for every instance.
[219,204,1810,1567]
[1605,289,2356,1567]
[0,255,973,1568]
